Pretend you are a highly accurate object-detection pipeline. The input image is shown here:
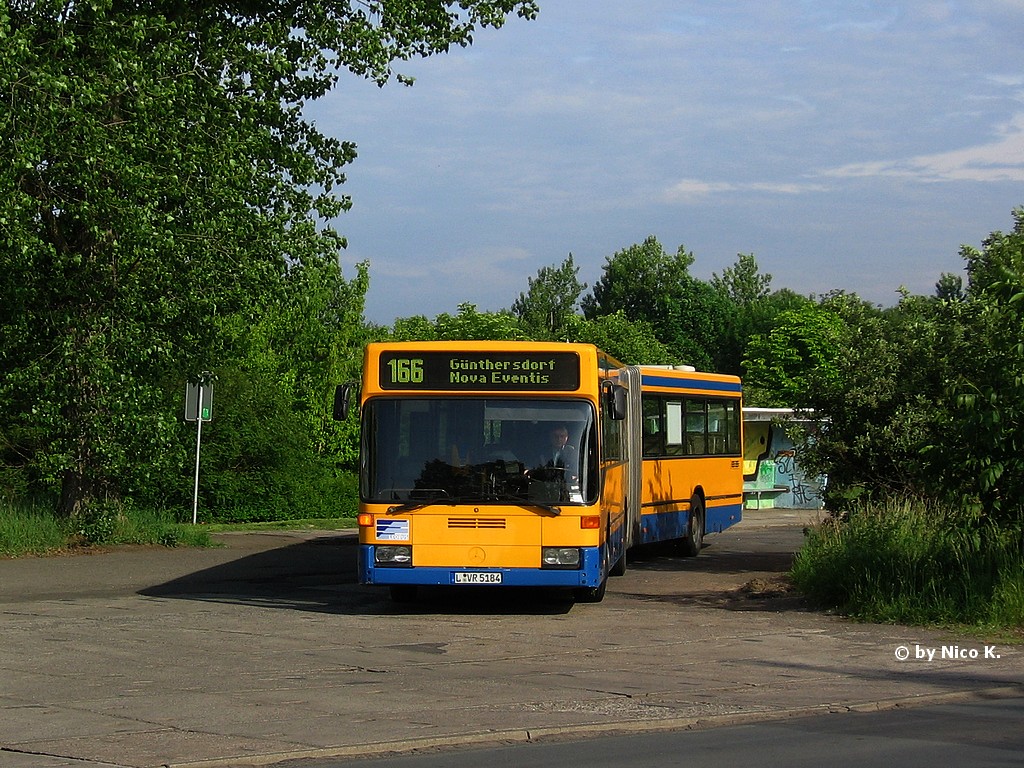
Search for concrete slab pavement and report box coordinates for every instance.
[1,510,1021,768]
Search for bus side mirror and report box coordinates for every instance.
[605,384,627,421]
[333,383,354,421]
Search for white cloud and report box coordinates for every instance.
[320,1,1024,323]
[662,178,827,203]
[822,113,1024,183]
[368,245,527,277]
[436,246,532,277]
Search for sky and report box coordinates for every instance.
[310,1,1024,326]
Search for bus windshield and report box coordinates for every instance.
[362,398,597,507]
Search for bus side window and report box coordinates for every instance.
[665,399,684,456]
[642,395,664,456]
[602,403,621,461]
[685,399,707,456]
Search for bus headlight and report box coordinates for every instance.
[541,547,581,569]
[375,545,412,566]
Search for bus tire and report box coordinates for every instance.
[574,578,607,603]
[679,496,704,557]
[389,584,418,603]
[609,536,627,577]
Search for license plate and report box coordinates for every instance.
[453,571,502,585]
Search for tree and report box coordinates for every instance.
[934,272,965,301]
[934,208,1024,522]
[391,303,526,341]
[0,1,538,515]
[742,292,939,505]
[582,236,732,369]
[582,236,694,321]
[562,312,673,365]
[742,301,847,408]
[711,252,772,305]
[511,254,586,339]
[710,252,794,375]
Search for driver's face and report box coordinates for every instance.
[550,429,568,447]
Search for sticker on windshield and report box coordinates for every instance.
[376,518,410,541]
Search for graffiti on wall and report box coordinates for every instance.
[774,449,823,508]
[742,421,824,509]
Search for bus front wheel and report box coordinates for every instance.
[609,525,627,577]
[389,585,418,602]
[574,578,607,603]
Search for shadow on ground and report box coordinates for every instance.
[140,523,809,616]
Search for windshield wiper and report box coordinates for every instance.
[387,494,561,517]
[386,490,454,514]
[503,494,561,516]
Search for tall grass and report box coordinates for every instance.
[792,497,1024,628]
[0,499,215,557]
[0,499,67,556]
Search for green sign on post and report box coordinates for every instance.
[184,378,213,422]
[185,373,214,524]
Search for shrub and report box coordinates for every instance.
[792,497,1024,627]
[0,498,215,556]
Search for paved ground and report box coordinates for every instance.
[1,509,1021,768]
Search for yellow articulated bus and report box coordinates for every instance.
[337,341,742,603]
[621,364,744,558]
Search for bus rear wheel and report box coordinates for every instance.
[679,496,704,557]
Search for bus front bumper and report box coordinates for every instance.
[357,545,605,588]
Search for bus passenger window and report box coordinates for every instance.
[685,400,707,455]
[665,399,684,456]
[642,396,664,456]
[707,401,727,455]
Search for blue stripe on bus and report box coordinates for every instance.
[640,375,742,394]
[358,545,606,588]
[637,502,743,545]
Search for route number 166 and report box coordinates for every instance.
[387,357,424,384]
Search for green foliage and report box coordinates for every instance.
[583,236,693,316]
[390,315,440,341]
[193,368,360,523]
[742,301,847,406]
[582,237,733,369]
[766,217,1024,520]
[744,290,956,508]
[434,303,527,340]
[75,501,120,545]
[793,498,1024,627]
[0,497,214,556]
[391,303,527,341]
[711,252,772,305]
[710,254,814,376]
[741,209,1024,526]
[0,500,67,556]
[0,0,536,516]
[931,208,1024,522]
[512,254,587,339]
[561,312,673,365]
[935,272,965,301]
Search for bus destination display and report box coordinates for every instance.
[379,351,581,391]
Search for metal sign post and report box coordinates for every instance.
[184,373,214,524]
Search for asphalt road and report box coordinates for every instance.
[1,508,1021,768]
[288,695,1024,768]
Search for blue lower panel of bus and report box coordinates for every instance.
[638,502,742,546]
[358,545,605,588]
[707,503,743,533]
